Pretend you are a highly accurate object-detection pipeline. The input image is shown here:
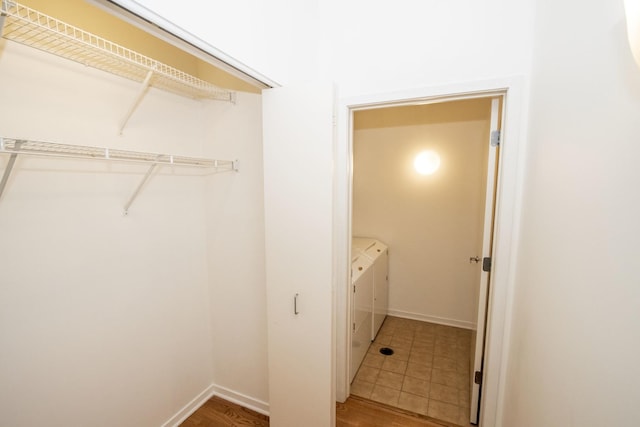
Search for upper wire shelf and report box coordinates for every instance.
[0,0,235,102]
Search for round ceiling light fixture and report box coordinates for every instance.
[414,150,441,175]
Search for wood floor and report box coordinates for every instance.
[180,395,460,427]
[180,396,268,426]
[337,396,460,427]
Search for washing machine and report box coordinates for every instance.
[352,237,376,256]
[350,252,373,383]
[364,240,389,340]
[353,236,389,340]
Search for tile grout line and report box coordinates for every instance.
[352,316,473,426]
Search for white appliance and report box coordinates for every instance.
[352,237,376,255]
[352,237,389,341]
[363,240,389,340]
[350,252,373,383]
[349,237,389,382]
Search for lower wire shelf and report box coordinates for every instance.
[0,136,238,214]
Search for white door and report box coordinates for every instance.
[262,83,335,427]
[470,97,502,424]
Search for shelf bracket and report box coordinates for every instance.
[0,139,22,201]
[119,70,154,135]
[0,1,7,37]
[123,162,157,216]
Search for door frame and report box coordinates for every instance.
[334,77,527,427]
[471,96,503,424]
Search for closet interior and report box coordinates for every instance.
[0,1,269,426]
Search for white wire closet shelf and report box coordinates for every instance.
[0,1,235,103]
[0,137,237,169]
[0,137,238,214]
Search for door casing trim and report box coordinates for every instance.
[333,77,528,427]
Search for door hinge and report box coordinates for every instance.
[482,257,492,272]
[353,285,356,293]
[474,371,483,385]
[353,322,356,332]
[490,130,501,147]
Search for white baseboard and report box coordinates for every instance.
[210,383,270,416]
[162,384,216,427]
[163,383,270,427]
[387,309,476,330]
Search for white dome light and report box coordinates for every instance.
[414,151,440,175]
[624,0,640,69]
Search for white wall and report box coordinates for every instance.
[107,0,317,87]
[502,0,640,425]
[352,100,491,328]
[108,0,538,94]
[321,0,535,97]
[202,93,269,411]
[0,40,264,426]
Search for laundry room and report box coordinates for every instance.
[348,97,496,425]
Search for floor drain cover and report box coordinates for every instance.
[379,347,394,356]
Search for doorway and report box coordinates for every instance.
[335,80,525,427]
[348,97,497,425]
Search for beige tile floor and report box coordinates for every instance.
[351,316,474,426]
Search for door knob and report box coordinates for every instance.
[469,256,480,263]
